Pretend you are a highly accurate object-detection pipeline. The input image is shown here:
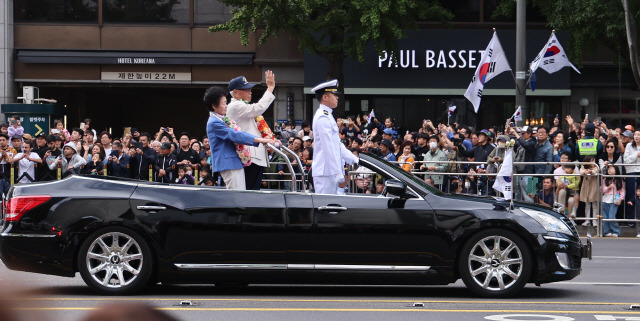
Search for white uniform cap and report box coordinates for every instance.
[311,79,340,94]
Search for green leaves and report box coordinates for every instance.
[210,0,451,63]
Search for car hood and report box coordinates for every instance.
[440,192,566,220]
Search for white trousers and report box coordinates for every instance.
[314,175,338,194]
[220,168,246,190]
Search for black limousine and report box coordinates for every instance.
[0,148,591,297]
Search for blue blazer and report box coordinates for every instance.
[207,115,259,173]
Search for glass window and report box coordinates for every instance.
[194,0,233,25]
[598,98,639,129]
[14,0,98,22]
[103,0,189,24]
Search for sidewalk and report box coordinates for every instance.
[576,225,639,237]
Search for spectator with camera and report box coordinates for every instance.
[0,134,16,192]
[107,142,130,178]
[9,139,41,183]
[49,142,86,177]
[131,133,156,180]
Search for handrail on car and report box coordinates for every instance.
[280,145,307,192]
[266,143,308,192]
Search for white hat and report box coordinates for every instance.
[311,79,340,94]
[302,136,312,141]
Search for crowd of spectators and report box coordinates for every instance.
[1,107,639,237]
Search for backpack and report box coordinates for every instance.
[514,145,526,172]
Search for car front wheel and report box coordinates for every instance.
[458,229,532,297]
[78,227,153,295]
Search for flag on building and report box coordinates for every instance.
[512,106,523,121]
[464,31,512,113]
[492,149,513,200]
[530,32,580,75]
[448,105,457,117]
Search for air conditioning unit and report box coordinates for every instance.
[22,86,39,104]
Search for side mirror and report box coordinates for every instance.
[385,179,406,197]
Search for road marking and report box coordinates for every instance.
[560,282,640,286]
[592,256,640,259]
[17,298,640,305]
[10,307,640,313]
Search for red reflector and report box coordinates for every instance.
[5,195,51,222]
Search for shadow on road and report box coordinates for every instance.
[18,283,580,299]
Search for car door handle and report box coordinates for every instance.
[137,205,166,212]
[318,205,347,214]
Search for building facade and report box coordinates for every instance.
[1,0,637,137]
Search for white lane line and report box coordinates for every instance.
[560,282,640,285]
[592,256,640,259]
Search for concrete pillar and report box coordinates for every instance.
[0,0,15,118]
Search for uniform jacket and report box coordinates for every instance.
[132,147,156,180]
[226,91,275,167]
[154,153,177,183]
[206,114,260,173]
[311,104,358,177]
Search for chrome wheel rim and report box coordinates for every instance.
[86,232,143,288]
[467,235,523,292]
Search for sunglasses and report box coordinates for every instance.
[606,146,615,149]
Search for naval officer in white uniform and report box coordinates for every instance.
[311,79,359,194]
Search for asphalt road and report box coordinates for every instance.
[1,237,639,321]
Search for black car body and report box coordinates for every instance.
[0,153,591,297]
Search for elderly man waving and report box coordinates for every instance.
[226,71,276,190]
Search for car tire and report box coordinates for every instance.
[458,229,532,298]
[78,227,153,295]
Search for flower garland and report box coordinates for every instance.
[255,116,275,140]
[221,115,252,166]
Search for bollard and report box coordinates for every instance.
[10,163,14,186]
[148,165,153,182]
[194,164,199,185]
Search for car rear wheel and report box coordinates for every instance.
[458,229,532,297]
[78,227,153,295]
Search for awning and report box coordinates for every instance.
[16,49,254,65]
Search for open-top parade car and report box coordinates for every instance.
[0,145,591,297]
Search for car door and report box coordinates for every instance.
[309,193,438,268]
[130,185,287,268]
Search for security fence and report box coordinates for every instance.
[4,155,640,237]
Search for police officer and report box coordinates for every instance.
[575,122,602,162]
[311,79,359,194]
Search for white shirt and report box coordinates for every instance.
[226,91,275,167]
[311,104,358,177]
[15,152,40,183]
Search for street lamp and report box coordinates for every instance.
[579,98,589,120]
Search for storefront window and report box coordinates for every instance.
[14,0,98,22]
[103,0,189,24]
[598,98,639,129]
[194,0,233,25]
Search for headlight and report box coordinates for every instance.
[520,207,573,235]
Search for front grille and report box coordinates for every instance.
[562,216,578,237]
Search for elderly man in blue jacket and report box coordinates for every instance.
[204,86,274,190]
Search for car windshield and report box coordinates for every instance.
[362,153,444,196]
